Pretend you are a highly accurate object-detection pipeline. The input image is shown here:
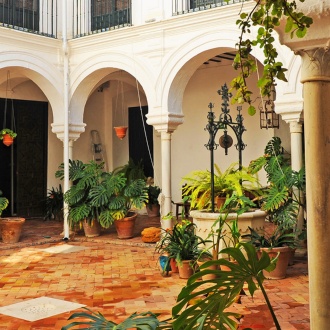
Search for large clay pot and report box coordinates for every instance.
[114,212,137,239]
[258,246,291,279]
[0,217,25,243]
[82,219,102,237]
[178,260,194,279]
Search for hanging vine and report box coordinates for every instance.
[230,0,313,115]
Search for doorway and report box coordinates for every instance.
[128,106,154,178]
[0,99,48,218]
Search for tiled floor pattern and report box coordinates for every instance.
[0,217,309,329]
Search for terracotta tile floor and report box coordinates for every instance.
[0,216,309,329]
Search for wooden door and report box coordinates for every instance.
[0,99,48,218]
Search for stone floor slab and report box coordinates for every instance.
[0,297,85,321]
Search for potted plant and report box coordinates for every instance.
[248,137,306,231]
[182,162,261,211]
[155,219,207,278]
[0,191,25,243]
[243,225,298,279]
[0,128,17,146]
[145,184,161,217]
[44,185,64,221]
[248,137,306,262]
[56,160,148,238]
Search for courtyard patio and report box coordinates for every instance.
[0,216,309,329]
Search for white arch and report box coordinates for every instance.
[69,52,157,123]
[158,26,301,117]
[0,52,63,121]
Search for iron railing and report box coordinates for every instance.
[73,0,131,38]
[172,0,247,15]
[0,0,246,39]
[0,0,57,38]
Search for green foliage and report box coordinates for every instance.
[0,196,9,216]
[146,185,161,208]
[249,137,306,229]
[62,308,164,330]
[172,242,280,330]
[113,158,146,183]
[0,128,17,139]
[44,185,64,221]
[155,220,208,266]
[182,162,261,211]
[56,160,147,228]
[243,226,297,249]
[231,0,313,113]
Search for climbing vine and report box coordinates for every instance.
[230,0,313,115]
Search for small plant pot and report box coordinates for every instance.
[170,258,179,273]
[0,217,25,243]
[82,219,102,237]
[146,204,160,217]
[178,260,195,279]
[197,260,217,280]
[2,134,14,147]
[114,126,128,139]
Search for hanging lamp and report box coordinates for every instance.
[259,85,279,129]
[113,74,128,140]
[1,72,17,147]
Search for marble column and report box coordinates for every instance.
[289,121,305,234]
[51,122,86,239]
[299,47,330,329]
[160,131,172,226]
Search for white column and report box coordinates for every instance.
[160,131,172,228]
[289,121,305,234]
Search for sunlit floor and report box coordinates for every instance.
[0,217,309,329]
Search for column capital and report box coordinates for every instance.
[289,121,303,134]
[275,98,303,124]
[51,122,86,142]
[298,46,330,83]
[146,112,184,133]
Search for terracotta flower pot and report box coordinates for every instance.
[258,246,291,279]
[197,260,217,280]
[178,260,194,279]
[170,258,179,273]
[0,217,25,243]
[146,204,160,217]
[114,126,128,139]
[2,134,14,147]
[82,219,102,237]
[114,212,137,239]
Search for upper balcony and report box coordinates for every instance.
[0,0,247,39]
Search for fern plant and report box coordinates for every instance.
[182,162,261,211]
[56,160,148,228]
[249,137,306,229]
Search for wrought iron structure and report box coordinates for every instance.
[205,83,246,212]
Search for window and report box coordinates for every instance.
[91,0,130,31]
